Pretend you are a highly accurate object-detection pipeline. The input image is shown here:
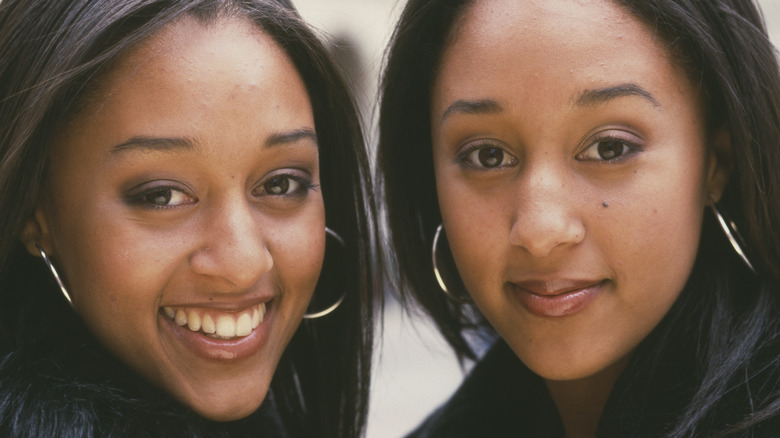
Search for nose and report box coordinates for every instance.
[189,198,273,290]
[509,166,585,258]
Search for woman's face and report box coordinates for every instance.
[431,0,729,383]
[26,17,325,420]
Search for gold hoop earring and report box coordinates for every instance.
[303,227,346,319]
[35,243,74,307]
[710,197,756,273]
[432,224,471,304]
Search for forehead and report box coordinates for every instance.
[60,14,312,138]
[433,0,694,113]
[76,14,301,116]
[49,13,316,172]
[448,0,648,52]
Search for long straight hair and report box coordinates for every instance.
[0,1,377,437]
[378,0,780,435]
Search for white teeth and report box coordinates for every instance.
[216,315,236,337]
[236,313,252,336]
[187,311,201,332]
[252,308,261,328]
[162,302,268,338]
[175,309,187,326]
[202,314,216,334]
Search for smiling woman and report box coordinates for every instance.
[379,0,780,436]
[0,1,376,437]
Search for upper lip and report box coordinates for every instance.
[161,294,273,311]
[508,278,604,296]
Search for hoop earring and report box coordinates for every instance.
[709,198,756,273]
[35,243,74,307]
[303,227,346,319]
[432,224,471,304]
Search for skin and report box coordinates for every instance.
[430,0,730,436]
[21,16,325,421]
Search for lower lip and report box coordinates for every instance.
[161,304,273,361]
[507,282,603,317]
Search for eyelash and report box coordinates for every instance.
[125,183,196,210]
[454,131,642,171]
[456,141,518,170]
[252,172,318,198]
[125,172,317,210]
[577,133,643,163]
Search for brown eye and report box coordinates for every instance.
[145,189,172,206]
[264,176,291,195]
[253,171,314,201]
[578,132,641,163]
[460,142,517,170]
[596,140,627,160]
[478,147,505,167]
[261,175,308,196]
[126,185,195,209]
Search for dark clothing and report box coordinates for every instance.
[408,340,780,438]
[0,278,288,438]
[0,322,288,437]
[407,341,563,438]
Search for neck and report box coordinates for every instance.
[544,356,630,438]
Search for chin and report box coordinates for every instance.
[166,377,271,422]
[532,365,596,382]
[518,348,633,384]
[188,394,266,422]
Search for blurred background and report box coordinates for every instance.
[292,1,780,437]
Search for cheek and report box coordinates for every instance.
[613,152,708,271]
[275,225,325,299]
[435,173,506,293]
[585,167,707,370]
[53,213,174,357]
[268,206,327,314]
[56,213,177,305]
[612,186,704,309]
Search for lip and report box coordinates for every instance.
[160,299,274,361]
[506,279,605,317]
[167,294,274,311]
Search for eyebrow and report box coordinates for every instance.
[266,128,318,148]
[575,83,660,108]
[111,136,195,153]
[440,99,505,123]
[110,128,318,154]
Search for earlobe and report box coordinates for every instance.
[20,208,52,257]
[706,126,733,203]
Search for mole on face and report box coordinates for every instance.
[602,202,609,208]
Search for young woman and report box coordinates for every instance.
[0,0,376,436]
[379,0,780,436]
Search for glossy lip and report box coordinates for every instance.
[160,298,274,361]
[506,279,605,317]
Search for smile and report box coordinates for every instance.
[162,302,266,340]
[506,280,605,317]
